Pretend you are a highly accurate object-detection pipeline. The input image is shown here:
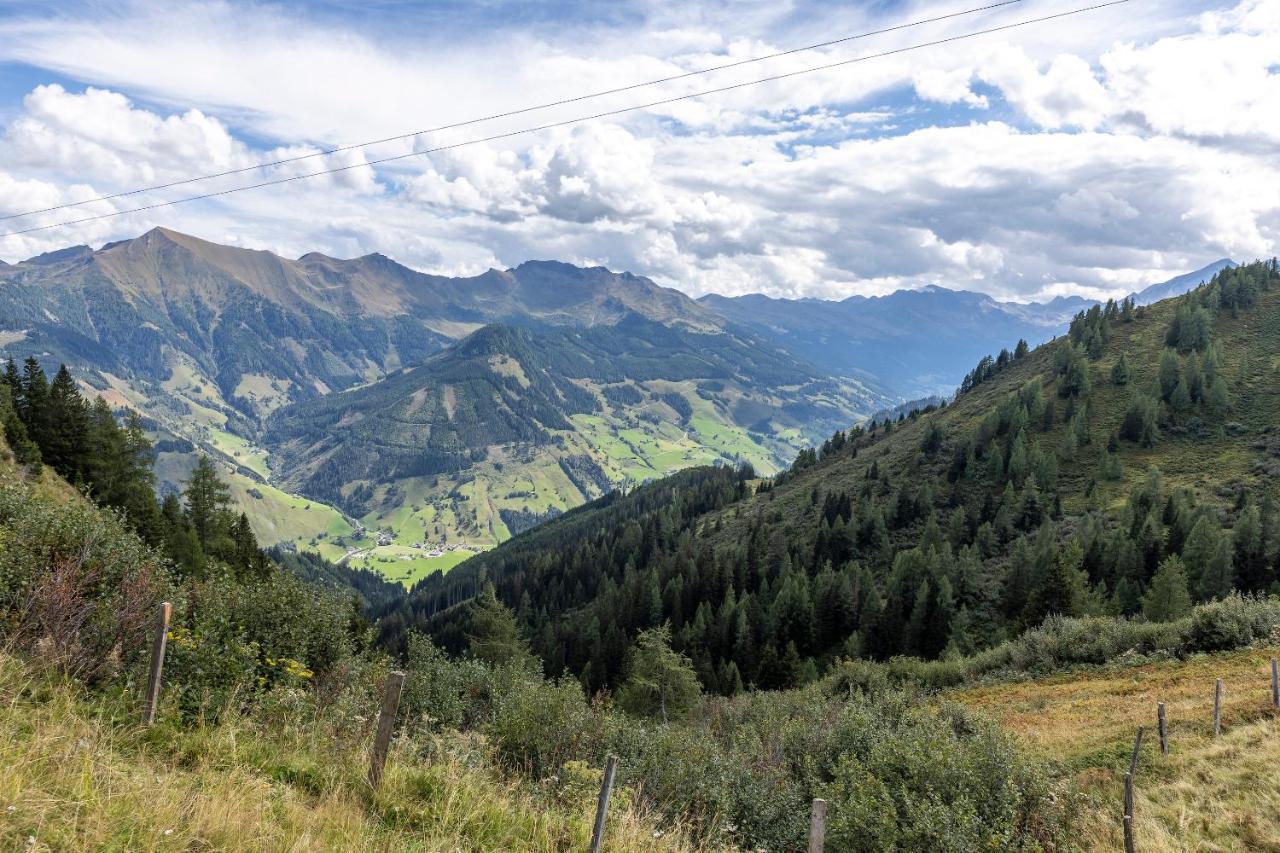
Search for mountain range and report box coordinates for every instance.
[0,227,1234,581]
[699,259,1235,397]
[0,228,877,577]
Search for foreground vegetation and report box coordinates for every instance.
[0,654,692,852]
[955,646,1280,851]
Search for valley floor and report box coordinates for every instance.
[954,647,1280,851]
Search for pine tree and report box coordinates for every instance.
[1024,538,1089,624]
[1142,556,1192,621]
[0,383,41,470]
[1182,516,1233,600]
[617,624,702,722]
[184,455,233,547]
[19,356,50,442]
[1120,394,1160,447]
[1233,503,1268,591]
[466,582,533,667]
[1110,354,1130,386]
[44,365,90,482]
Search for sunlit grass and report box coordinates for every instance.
[954,647,1280,850]
[0,655,700,852]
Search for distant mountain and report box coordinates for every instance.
[1131,259,1235,306]
[0,227,721,428]
[699,260,1235,398]
[0,228,881,566]
[263,317,869,538]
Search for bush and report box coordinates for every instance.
[400,632,488,731]
[165,571,356,717]
[1185,593,1280,651]
[0,479,167,683]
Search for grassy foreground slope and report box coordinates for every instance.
[0,656,691,853]
[955,647,1280,851]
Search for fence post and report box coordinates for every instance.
[808,797,827,853]
[589,755,618,853]
[1123,726,1143,853]
[141,601,172,726]
[1213,678,1223,737]
[1157,702,1167,755]
[368,671,405,790]
[1271,658,1278,709]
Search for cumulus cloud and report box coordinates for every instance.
[0,0,1277,302]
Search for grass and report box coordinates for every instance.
[953,647,1280,851]
[346,547,474,587]
[0,655,699,852]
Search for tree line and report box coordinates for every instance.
[2,357,266,581]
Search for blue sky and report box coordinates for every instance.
[0,0,1276,301]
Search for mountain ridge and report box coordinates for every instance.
[698,259,1236,396]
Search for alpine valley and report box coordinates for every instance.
[0,227,1233,583]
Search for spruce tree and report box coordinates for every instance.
[466,582,532,667]
[44,365,89,482]
[184,455,233,547]
[617,624,702,722]
[19,356,50,442]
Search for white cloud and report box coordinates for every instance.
[0,0,1277,303]
[912,67,987,108]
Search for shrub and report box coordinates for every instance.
[1185,593,1280,651]
[0,479,167,683]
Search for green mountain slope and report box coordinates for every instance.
[263,316,874,574]
[0,228,884,576]
[382,260,1280,691]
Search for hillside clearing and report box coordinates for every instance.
[954,648,1280,851]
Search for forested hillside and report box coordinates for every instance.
[264,316,862,530]
[384,260,1280,693]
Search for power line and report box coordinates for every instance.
[1,0,1132,240]
[0,0,1027,223]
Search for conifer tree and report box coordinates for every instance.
[466,582,533,667]
[617,624,702,722]
[184,455,233,547]
[1182,516,1234,600]
[1142,556,1192,621]
[1110,353,1130,385]
[44,365,89,482]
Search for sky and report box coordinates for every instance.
[0,0,1277,302]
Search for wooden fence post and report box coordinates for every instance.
[368,671,405,790]
[589,755,618,853]
[1123,726,1143,853]
[1271,658,1278,709]
[1157,702,1167,755]
[808,797,827,853]
[141,601,172,726]
[1213,678,1223,737]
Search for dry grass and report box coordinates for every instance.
[954,647,1280,851]
[0,655,705,852]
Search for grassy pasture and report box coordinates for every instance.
[955,647,1280,851]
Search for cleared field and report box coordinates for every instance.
[954,648,1280,851]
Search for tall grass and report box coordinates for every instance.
[0,655,697,852]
